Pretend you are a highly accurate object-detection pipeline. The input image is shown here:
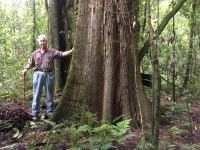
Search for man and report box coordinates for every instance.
[22,35,73,121]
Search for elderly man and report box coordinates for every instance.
[22,35,73,121]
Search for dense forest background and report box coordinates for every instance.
[0,0,200,149]
[0,0,47,99]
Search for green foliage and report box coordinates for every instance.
[160,140,198,150]
[136,133,153,150]
[69,119,132,149]
[42,121,68,150]
[27,121,39,149]
[42,119,132,150]
[79,111,97,127]
[28,132,38,149]
[170,126,183,135]
[0,143,17,150]
[139,0,200,96]
[178,143,198,150]
[171,102,187,115]
[12,128,22,139]
[71,107,98,128]
[160,140,176,150]
[0,0,47,102]
[30,121,38,129]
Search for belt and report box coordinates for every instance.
[35,69,52,73]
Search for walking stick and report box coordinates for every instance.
[23,74,26,107]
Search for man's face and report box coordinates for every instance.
[39,37,47,49]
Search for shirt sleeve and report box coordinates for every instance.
[28,52,35,68]
[51,49,63,58]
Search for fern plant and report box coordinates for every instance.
[69,119,132,150]
[42,119,132,150]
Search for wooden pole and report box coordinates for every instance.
[23,74,26,107]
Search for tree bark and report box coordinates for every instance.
[48,0,71,93]
[102,0,116,123]
[146,0,161,148]
[48,0,61,93]
[51,0,90,122]
[52,0,152,127]
[32,0,36,51]
[45,0,48,12]
[181,0,196,91]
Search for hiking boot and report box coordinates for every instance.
[44,114,49,119]
[32,116,40,122]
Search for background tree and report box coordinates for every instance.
[32,0,36,51]
[181,0,196,92]
[0,0,47,100]
[48,0,72,94]
[146,0,161,148]
[138,0,187,63]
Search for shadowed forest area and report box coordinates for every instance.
[1,0,200,149]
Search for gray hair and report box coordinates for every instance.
[38,35,47,42]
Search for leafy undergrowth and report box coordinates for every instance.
[1,98,200,150]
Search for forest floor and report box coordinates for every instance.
[0,92,200,150]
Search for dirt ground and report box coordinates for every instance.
[0,97,200,150]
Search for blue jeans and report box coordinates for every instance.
[32,71,54,117]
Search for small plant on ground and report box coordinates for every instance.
[42,119,132,150]
[136,133,153,150]
[171,102,187,116]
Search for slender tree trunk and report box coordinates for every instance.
[138,0,187,63]
[151,42,161,149]
[147,0,161,148]
[45,0,48,12]
[48,0,61,93]
[32,0,36,51]
[181,0,196,91]
[172,14,176,102]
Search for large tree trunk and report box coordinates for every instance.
[52,0,152,127]
[51,0,90,122]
